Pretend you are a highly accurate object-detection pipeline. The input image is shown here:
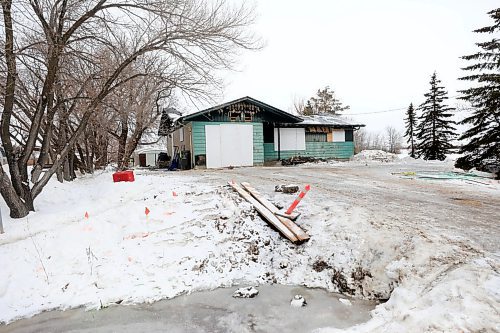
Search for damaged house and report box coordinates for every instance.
[158,97,364,169]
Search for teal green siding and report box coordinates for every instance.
[263,142,355,161]
[191,122,264,165]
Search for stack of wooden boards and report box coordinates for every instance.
[228,181,310,244]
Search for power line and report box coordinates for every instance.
[343,107,406,115]
[343,95,461,116]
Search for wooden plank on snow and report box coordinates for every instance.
[241,182,310,242]
[228,182,299,244]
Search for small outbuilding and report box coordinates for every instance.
[132,146,165,168]
[159,96,364,169]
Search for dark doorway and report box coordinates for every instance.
[263,122,275,143]
[139,154,147,167]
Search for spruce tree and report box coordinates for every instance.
[455,8,500,178]
[404,103,417,158]
[415,72,457,161]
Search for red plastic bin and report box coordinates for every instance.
[112,170,135,182]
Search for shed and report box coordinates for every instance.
[132,146,165,168]
[159,96,364,169]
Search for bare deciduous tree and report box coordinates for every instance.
[291,95,305,115]
[0,0,259,218]
[386,126,403,154]
[354,128,369,153]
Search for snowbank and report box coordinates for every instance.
[351,150,399,163]
[0,164,499,332]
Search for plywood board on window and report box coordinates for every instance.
[332,129,345,142]
[274,128,306,151]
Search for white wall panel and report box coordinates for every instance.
[220,124,253,167]
[332,129,345,142]
[274,128,306,151]
[205,124,253,168]
[145,153,157,167]
[205,125,222,168]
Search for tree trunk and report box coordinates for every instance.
[63,154,73,181]
[0,167,29,218]
[56,165,64,183]
[117,115,129,170]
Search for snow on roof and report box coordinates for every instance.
[134,138,167,154]
[134,147,166,154]
[297,114,365,127]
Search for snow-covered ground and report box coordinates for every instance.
[0,154,499,332]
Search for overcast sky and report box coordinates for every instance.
[195,0,498,133]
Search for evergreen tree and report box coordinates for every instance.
[404,103,417,158]
[455,8,500,178]
[302,100,314,115]
[301,86,349,115]
[415,72,457,160]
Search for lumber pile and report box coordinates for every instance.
[228,181,310,244]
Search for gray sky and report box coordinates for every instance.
[208,0,498,133]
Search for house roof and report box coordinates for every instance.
[179,96,303,123]
[158,98,365,135]
[295,114,365,128]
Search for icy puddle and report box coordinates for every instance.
[2,285,376,333]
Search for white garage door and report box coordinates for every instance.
[205,124,254,168]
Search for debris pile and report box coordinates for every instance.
[282,156,322,166]
[228,181,310,244]
[274,184,299,194]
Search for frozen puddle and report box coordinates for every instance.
[2,285,376,333]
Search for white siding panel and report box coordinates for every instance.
[205,125,222,168]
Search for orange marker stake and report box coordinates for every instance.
[84,212,89,219]
[285,184,311,215]
[145,207,150,216]
[172,191,178,197]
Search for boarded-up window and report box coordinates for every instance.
[229,111,239,121]
[274,128,306,151]
[332,129,345,142]
[244,112,253,122]
[345,129,354,142]
[305,133,327,142]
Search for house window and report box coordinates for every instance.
[305,133,327,142]
[345,129,354,142]
[179,128,184,142]
[229,111,239,121]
